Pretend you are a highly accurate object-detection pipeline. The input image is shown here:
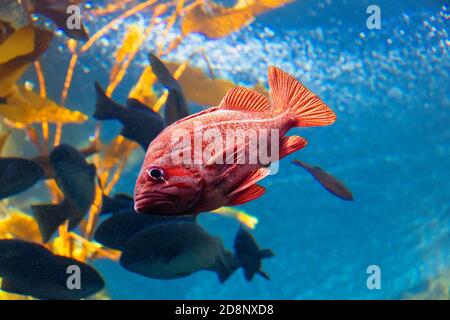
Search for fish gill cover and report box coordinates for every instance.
[0,0,448,300]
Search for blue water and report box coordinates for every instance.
[31,0,449,299]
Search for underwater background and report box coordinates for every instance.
[0,0,449,299]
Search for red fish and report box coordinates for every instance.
[134,67,336,215]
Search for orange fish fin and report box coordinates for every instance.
[219,86,271,112]
[171,106,219,126]
[268,66,336,127]
[228,168,270,197]
[279,135,307,160]
[227,184,266,206]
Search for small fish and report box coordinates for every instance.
[0,157,45,200]
[95,208,195,250]
[32,200,81,243]
[120,222,238,282]
[23,0,89,41]
[50,144,96,213]
[148,53,189,126]
[93,82,165,150]
[0,239,104,300]
[292,160,353,201]
[234,226,273,281]
[135,67,336,215]
[32,144,97,242]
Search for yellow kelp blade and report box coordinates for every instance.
[0,24,53,97]
[0,25,34,64]
[115,25,144,64]
[110,24,144,81]
[0,86,88,128]
[182,0,292,39]
[128,66,158,107]
[212,207,259,229]
[164,61,268,106]
[165,61,234,106]
[0,211,42,243]
[0,130,11,155]
[181,1,254,39]
[236,0,293,15]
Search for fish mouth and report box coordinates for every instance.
[134,192,176,213]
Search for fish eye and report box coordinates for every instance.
[147,166,165,181]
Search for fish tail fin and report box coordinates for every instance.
[32,200,72,243]
[268,66,336,127]
[93,82,120,120]
[148,53,181,91]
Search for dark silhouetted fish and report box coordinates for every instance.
[148,53,189,126]
[234,226,273,281]
[93,83,165,150]
[120,222,238,282]
[0,141,98,201]
[50,144,96,213]
[292,159,354,201]
[32,144,97,242]
[0,157,45,200]
[95,209,196,250]
[24,0,89,41]
[32,200,82,243]
[100,193,134,215]
[0,239,104,300]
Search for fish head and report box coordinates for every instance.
[134,164,203,215]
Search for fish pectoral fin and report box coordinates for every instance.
[227,184,266,206]
[219,86,271,112]
[228,168,270,197]
[259,249,274,259]
[279,135,307,160]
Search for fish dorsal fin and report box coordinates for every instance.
[219,86,271,112]
[170,106,219,127]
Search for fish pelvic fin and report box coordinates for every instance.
[279,135,308,160]
[257,270,271,280]
[32,200,73,242]
[268,66,336,127]
[93,82,122,120]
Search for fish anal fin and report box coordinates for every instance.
[219,86,271,112]
[279,135,307,160]
[268,66,336,127]
[228,168,270,197]
[227,184,265,207]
